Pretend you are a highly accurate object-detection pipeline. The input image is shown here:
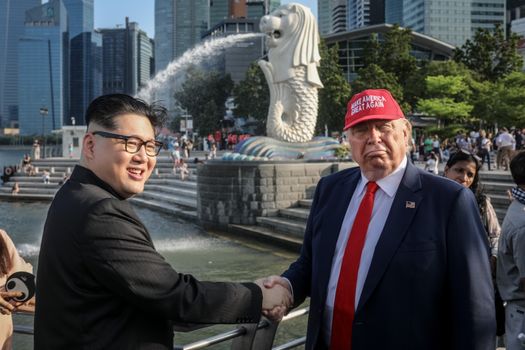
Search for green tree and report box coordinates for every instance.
[453,24,524,81]
[353,64,406,110]
[475,72,525,126]
[317,41,352,133]
[404,60,475,109]
[174,68,234,135]
[232,62,269,131]
[362,25,417,89]
[416,75,473,123]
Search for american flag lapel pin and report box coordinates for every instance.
[405,201,416,209]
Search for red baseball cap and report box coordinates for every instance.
[343,89,405,131]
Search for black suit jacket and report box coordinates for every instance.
[34,166,262,349]
[283,161,496,350]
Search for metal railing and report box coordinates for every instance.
[14,307,309,350]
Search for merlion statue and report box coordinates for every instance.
[223,3,340,160]
[259,3,323,143]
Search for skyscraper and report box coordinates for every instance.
[62,0,94,38]
[154,0,208,73]
[18,0,68,135]
[62,0,102,126]
[384,0,505,46]
[385,0,403,25]
[318,0,332,35]
[100,19,154,96]
[332,0,348,32]
[347,0,385,31]
[0,0,40,127]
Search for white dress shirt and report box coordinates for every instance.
[322,156,407,345]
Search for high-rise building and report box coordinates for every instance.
[0,0,41,127]
[384,0,505,46]
[320,0,383,35]
[508,0,525,69]
[319,0,332,35]
[347,0,385,31]
[332,0,348,32]
[155,0,208,72]
[385,0,403,25]
[508,0,525,25]
[246,0,281,16]
[202,18,265,83]
[211,1,281,28]
[18,0,68,135]
[62,0,94,39]
[63,0,102,126]
[100,19,154,96]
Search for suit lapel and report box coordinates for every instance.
[356,162,423,313]
[315,170,361,302]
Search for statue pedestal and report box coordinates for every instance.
[197,160,357,229]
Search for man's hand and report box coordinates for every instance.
[0,291,23,315]
[255,275,293,322]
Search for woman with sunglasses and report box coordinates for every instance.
[444,150,504,336]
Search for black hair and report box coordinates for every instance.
[510,151,525,185]
[445,150,482,195]
[84,94,166,131]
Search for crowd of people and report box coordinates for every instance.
[414,127,523,172]
[1,91,524,350]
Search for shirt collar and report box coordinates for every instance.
[357,156,407,198]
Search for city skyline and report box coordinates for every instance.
[93,0,318,37]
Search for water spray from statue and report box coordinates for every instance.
[136,33,264,103]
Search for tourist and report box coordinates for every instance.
[185,139,193,158]
[32,140,40,160]
[432,135,441,162]
[443,150,503,335]
[27,165,36,177]
[170,143,181,174]
[10,182,19,196]
[496,127,515,171]
[477,130,493,171]
[21,154,31,173]
[42,170,50,184]
[424,151,439,174]
[179,158,189,181]
[444,150,500,259]
[497,151,525,350]
[210,142,217,159]
[0,229,34,350]
[34,93,290,349]
[261,89,495,349]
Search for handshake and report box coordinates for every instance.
[255,275,293,322]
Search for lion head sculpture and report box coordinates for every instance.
[259,3,323,88]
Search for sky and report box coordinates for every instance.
[94,0,318,38]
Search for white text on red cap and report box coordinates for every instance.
[351,95,387,116]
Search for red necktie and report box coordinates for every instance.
[331,181,379,350]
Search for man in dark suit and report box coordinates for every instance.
[264,89,495,349]
[34,94,290,349]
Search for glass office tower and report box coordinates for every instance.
[100,20,154,96]
[0,0,40,127]
[387,0,505,46]
[63,0,102,126]
[18,0,68,135]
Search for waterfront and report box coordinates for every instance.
[0,147,30,169]
[1,200,307,349]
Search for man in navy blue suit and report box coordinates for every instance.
[263,89,495,349]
